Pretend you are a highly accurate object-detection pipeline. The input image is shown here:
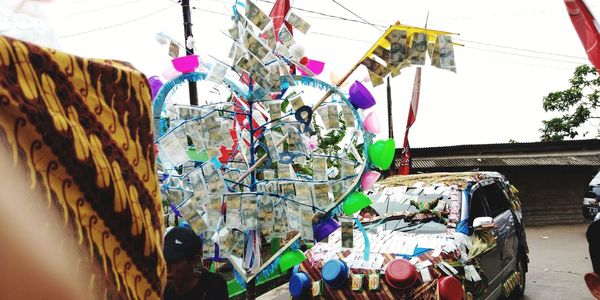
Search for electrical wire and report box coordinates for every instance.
[60,0,144,18]
[330,0,384,32]
[455,38,588,61]
[58,3,177,38]
[464,45,588,65]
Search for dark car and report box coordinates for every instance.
[583,171,600,220]
[293,172,528,299]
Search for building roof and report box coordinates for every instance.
[397,139,600,169]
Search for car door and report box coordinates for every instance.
[482,182,518,272]
[469,185,504,288]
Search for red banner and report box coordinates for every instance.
[564,0,600,73]
[397,67,421,175]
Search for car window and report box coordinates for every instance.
[469,187,490,226]
[591,171,600,186]
[481,182,510,217]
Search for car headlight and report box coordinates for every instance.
[584,197,597,205]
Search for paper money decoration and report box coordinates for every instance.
[152,3,384,284]
[359,24,459,87]
[245,0,271,31]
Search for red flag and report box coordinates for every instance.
[564,0,600,73]
[397,67,421,175]
[269,0,292,42]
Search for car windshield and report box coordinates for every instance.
[366,185,453,234]
[591,171,600,186]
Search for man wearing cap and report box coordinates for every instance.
[163,227,228,300]
[586,219,600,299]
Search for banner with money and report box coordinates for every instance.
[224,194,242,228]
[361,57,390,78]
[435,35,456,72]
[340,217,354,248]
[278,25,295,47]
[367,70,384,87]
[409,32,428,65]
[286,12,311,34]
[385,29,408,66]
[258,194,274,238]
[179,200,209,233]
[272,201,288,238]
[263,25,276,49]
[341,104,356,128]
[312,156,327,181]
[207,62,228,83]
[245,0,271,31]
[158,129,189,167]
[312,182,331,208]
[241,194,258,230]
[286,201,301,231]
[299,205,314,240]
[244,30,270,60]
[228,43,243,62]
[294,182,313,205]
[327,104,340,129]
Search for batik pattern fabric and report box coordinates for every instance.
[0,35,165,299]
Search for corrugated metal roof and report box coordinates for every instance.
[410,153,600,169]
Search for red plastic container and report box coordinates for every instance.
[384,259,419,290]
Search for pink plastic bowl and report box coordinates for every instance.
[172,55,199,73]
[363,111,380,134]
[361,170,381,190]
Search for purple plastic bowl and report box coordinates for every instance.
[171,55,199,73]
[349,80,376,109]
[314,218,340,242]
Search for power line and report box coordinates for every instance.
[311,31,372,43]
[455,38,588,61]
[254,0,387,29]
[58,3,176,38]
[464,45,586,65]
[330,0,383,32]
[61,0,143,18]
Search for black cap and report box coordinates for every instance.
[588,219,600,274]
[164,227,202,263]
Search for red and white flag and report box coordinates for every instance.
[269,0,292,42]
[397,67,421,175]
[564,0,600,73]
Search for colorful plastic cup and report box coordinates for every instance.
[314,218,340,242]
[368,139,396,170]
[299,59,326,76]
[148,76,163,99]
[279,249,306,272]
[363,111,381,134]
[361,170,381,191]
[342,192,373,215]
[289,271,311,297]
[349,80,376,109]
[322,259,349,289]
[385,259,419,290]
[171,54,199,73]
[438,276,463,300]
[161,66,181,81]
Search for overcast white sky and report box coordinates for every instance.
[7,0,600,147]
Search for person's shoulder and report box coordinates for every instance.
[202,270,227,284]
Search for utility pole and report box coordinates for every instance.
[181,0,198,105]
[387,76,393,139]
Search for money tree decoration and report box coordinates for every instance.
[153,1,457,284]
[153,1,375,283]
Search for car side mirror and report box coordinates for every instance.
[473,216,494,231]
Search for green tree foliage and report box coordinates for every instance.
[541,65,600,141]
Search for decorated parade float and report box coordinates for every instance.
[152,0,462,298]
